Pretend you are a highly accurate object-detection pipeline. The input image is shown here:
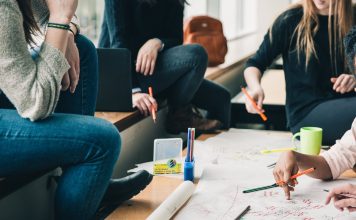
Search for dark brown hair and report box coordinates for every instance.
[16,0,39,44]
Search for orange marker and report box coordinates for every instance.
[148,87,157,123]
[277,167,315,185]
[241,87,267,121]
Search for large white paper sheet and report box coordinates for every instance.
[175,164,356,220]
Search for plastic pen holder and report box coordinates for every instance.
[184,159,195,182]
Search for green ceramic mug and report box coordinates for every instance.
[292,127,323,155]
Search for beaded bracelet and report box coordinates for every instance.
[47,22,70,31]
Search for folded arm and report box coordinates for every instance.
[0,2,70,121]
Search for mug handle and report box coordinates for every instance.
[292,132,300,151]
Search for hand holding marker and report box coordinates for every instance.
[243,167,315,193]
[241,87,267,121]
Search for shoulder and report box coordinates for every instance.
[344,26,356,53]
[31,0,49,22]
[274,6,303,28]
[0,0,21,12]
[0,0,22,21]
[163,0,184,9]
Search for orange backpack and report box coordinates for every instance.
[184,16,228,67]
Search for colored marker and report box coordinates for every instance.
[148,87,157,123]
[186,128,191,162]
[241,87,267,121]
[277,167,315,185]
[260,147,297,154]
[190,128,195,162]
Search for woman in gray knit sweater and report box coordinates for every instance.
[0,1,151,219]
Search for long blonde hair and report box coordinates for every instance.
[273,0,353,71]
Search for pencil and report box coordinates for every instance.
[243,183,279,193]
[241,87,267,121]
[267,162,277,168]
[323,189,356,199]
[235,205,250,220]
[148,87,157,123]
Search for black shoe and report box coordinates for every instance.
[95,170,153,220]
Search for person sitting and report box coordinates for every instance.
[273,118,356,210]
[0,1,151,219]
[98,0,232,134]
[243,0,356,145]
[273,24,356,211]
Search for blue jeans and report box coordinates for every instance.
[0,35,120,220]
[53,34,99,116]
[136,44,231,128]
[291,96,356,145]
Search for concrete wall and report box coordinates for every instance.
[257,0,290,36]
[0,173,57,220]
[112,109,169,178]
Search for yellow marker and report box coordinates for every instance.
[260,147,297,154]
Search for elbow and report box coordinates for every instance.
[19,107,50,122]
[16,92,55,122]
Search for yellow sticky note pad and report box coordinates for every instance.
[153,159,182,174]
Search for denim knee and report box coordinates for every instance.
[184,44,208,68]
[85,118,121,163]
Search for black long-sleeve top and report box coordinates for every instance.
[245,7,355,128]
[99,0,184,88]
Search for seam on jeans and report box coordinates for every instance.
[0,135,118,168]
[0,135,106,150]
[163,60,195,70]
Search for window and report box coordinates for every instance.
[76,0,259,44]
[185,0,258,40]
[75,0,104,45]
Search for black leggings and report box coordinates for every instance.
[291,96,356,146]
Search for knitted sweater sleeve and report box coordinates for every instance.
[0,0,70,121]
[321,119,356,179]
